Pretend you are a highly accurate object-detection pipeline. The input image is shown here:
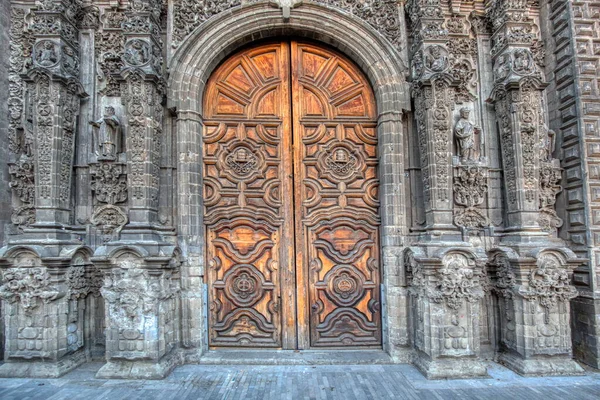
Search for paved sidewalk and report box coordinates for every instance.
[0,362,599,400]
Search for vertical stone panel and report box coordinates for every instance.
[543,0,600,368]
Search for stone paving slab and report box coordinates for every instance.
[0,362,599,400]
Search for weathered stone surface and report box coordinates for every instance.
[0,0,598,380]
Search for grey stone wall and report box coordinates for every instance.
[542,0,600,369]
[0,0,12,362]
[0,0,12,247]
[0,0,596,380]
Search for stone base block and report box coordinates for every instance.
[96,349,182,380]
[498,352,585,376]
[0,350,87,378]
[389,347,416,364]
[414,354,488,379]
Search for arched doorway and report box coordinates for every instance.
[203,41,382,349]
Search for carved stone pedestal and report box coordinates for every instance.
[93,248,181,379]
[488,248,584,376]
[405,247,488,379]
[0,247,97,377]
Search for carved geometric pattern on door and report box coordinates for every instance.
[203,41,381,348]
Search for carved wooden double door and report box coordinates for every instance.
[203,41,381,349]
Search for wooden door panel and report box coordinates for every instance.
[292,42,382,347]
[204,41,381,349]
[203,43,295,348]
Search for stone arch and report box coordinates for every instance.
[167,1,411,354]
[168,3,408,114]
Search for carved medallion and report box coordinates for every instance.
[325,266,365,307]
[33,40,60,68]
[424,45,449,73]
[317,141,365,183]
[226,147,259,177]
[217,140,266,183]
[90,204,128,237]
[123,39,151,67]
[223,265,264,307]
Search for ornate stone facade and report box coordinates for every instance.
[0,0,597,380]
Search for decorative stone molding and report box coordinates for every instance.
[8,155,35,228]
[94,250,181,379]
[487,248,583,376]
[0,266,62,312]
[90,163,128,205]
[77,5,100,30]
[94,30,125,97]
[0,248,92,378]
[453,166,490,229]
[172,0,403,52]
[90,205,128,239]
[405,248,487,379]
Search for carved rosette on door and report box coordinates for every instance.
[203,42,381,348]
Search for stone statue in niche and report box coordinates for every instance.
[540,126,556,162]
[493,53,510,82]
[90,106,122,161]
[62,45,79,76]
[454,107,481,163]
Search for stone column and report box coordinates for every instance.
[488,249,582,375]
[90,0,182,378]
[407,0,455,234]
[120,69,163,227]
[0,248,96,377]
[405,0,488,378]
[93,251,181,379]
[119,1,164,228]
[405,248,487,378]
[23,0,87,229]
[7,7,35,230]
[485,0,583,376]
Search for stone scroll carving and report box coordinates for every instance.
[100,254,179,361]
[172,0,403,53]
[0,266,62,312]
[453,166,490,229]
[90,163,128,240]
[519,253,577,325]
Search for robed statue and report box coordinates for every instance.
[90,106,122,161]
[454,107,481,163]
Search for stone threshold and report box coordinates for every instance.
[198,349,394,365]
